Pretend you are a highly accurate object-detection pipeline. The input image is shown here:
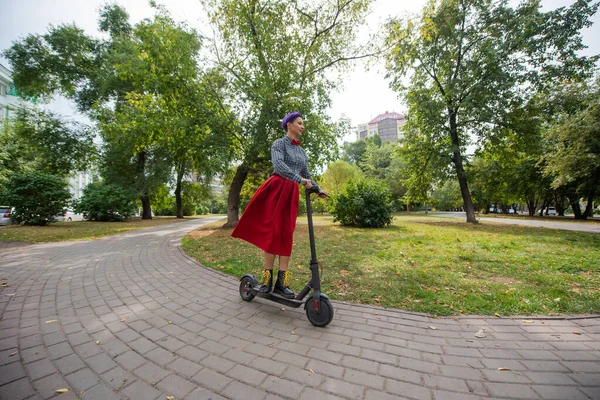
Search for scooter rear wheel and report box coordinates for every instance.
[239,275,257,302]
[306,295,334,327]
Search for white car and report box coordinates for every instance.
[547,207,557,216]
[56,209,84,222]
[0,207,13,226]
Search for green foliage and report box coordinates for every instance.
[72,182,136,221]
[321,160,364,197]
[181,182,210,216]
[385,0,599,222]
[203,0,374,225]
[431,180,463,210]
[331,180,393,228]
[543,79,600,196]
[0,172,71,226]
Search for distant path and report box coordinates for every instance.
[434,212,600,234]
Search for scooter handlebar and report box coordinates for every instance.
[305,187,329,198]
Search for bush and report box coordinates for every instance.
[0,172,71,226]
[331,180,393,228]
[72,183,136,221]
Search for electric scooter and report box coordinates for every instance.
[238,187,334,327]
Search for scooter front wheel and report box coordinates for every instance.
[239,275,257,302]
[306,295,334,327]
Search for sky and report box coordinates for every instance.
[1,0,599,142]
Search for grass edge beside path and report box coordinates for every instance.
[0,215,219,244]
[181,215,600,317]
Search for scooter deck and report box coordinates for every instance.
[252,287,304,308]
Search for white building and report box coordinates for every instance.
[0,64,23,130]
[356,111,407,142]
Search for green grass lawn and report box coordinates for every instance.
[182,214,600,316]
[0,216,211,243]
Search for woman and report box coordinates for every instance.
[231,112,327,298]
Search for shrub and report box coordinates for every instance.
[72,183,136,221]
[0,172,71,226]
[331,180,393,228]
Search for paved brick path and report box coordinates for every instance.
[1,218,599,400]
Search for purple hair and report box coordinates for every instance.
[281,112,302,131]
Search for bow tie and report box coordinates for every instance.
[291,139,301,146]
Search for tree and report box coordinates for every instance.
[543,78,600,219]
[94,11,235,219]
[5,4,235,219]
[385,0,599,223]
[203,0,375,227]
[322,160,364,197]
[0,172,71,226]
[0,106,96,188]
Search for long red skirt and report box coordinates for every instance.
[231,175,299,256]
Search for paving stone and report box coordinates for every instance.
[222,381,267,400]
[101,366,136,391]
[185,386,228,400]
[26,357,57,381]
[0,361,26,385]
[299,387,346,400]
[86,352,118,374]
[81,383,121,400]
[65,367,101,392]
[385,378,432,400]
[32,372,72,399]
[484,382,539,399]
[228,364,267,386]
[532,385,591,400]
[121,380,162,400]
[133,362,170,384]
[115,350,146,371]
[0,377,36,400]
[54,353,86,375]
[156,374,197,398]
[192,368,233,391]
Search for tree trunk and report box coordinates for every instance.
[583,194,594,218]
[448,111,476,223]
[224,162,250,228]
[175,166,184,219]
[570,197,584,219]
[526,199,536,216]
[137,151,152,220]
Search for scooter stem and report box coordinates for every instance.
[305,188,318,264]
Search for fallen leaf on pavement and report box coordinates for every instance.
[475,329,486,338]
[9,352,17,357]
[307,368,315,374]
[45,320,59,324]
[95,341,100,345]
[573,332,581,335]
[494,313,501,318]
[167,396,174,400]
[291,331,296,335]
[522,320,534,323]
[120,318,126,322]
[55,389,69,393]
[497,367,512,371]
[429,326,437,330]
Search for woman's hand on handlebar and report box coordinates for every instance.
[300,178,313,189]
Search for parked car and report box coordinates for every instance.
[547,207,557,216]
[56,209,84,222]
[0,207,13,226]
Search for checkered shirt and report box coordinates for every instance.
[271,135,320,191]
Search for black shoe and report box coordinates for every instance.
[258,269,273,294]
[274,270,295,299]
